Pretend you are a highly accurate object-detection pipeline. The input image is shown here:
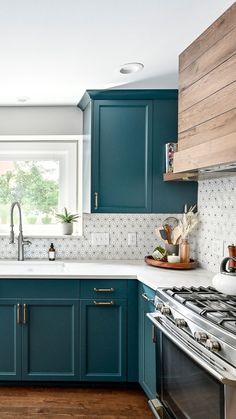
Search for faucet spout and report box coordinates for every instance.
[9,202,31,261]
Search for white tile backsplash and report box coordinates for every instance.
[0,214,182,261]
[0,176,234,270]
[195,175,236,272]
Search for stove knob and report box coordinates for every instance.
[161,306,171,315]
[194,331,208,343]
[175,318,187,328]
[206,339,221,352]
[156,303,164,311]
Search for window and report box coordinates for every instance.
[0,136,82,236]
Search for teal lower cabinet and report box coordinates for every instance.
[139,283,156,399]
[0,278,138,383]
[80,299,127,381]
[0,299,21,380]
[21,299,79,381]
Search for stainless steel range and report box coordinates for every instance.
[147,286,236,419]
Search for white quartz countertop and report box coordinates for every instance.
[0,259,215,290]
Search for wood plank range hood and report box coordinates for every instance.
[172,2,236,179]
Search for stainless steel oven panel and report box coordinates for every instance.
[155,289,236,365]
[155,290,236,347]
[155,290,236,349]
[154,296,236,367]
[225,385,236,419]
[148,398,172,419]
[147,312,236,385]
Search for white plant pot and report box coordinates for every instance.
[62,223,73,235]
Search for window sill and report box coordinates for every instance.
[0,233,82,239]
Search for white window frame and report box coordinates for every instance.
[0,135,83,237]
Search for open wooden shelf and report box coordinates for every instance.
[164,172,197,181]
[164,170,236,182]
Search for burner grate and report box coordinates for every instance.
[163,286,236,332]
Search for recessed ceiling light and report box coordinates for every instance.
[17,96,30,103]
[119,62,144,74]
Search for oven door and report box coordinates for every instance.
[147,313,236,419]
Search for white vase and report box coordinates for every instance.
[62,223,73,235]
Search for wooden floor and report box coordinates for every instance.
[0,386,153,418]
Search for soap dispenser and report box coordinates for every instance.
[48,243,56,261]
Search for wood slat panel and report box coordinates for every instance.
[178,108,236,151]
[179,26,236,93]
[174,133,236,172]
[179,54,236,113]
[179,3,236,72]
[178,81,236,134]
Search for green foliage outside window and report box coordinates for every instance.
[0,161,59,224]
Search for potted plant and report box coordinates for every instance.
[55,208,79,235]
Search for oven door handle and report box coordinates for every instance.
[147,313,236,385]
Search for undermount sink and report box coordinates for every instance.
[0,261,65,275]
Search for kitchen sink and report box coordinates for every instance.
[0,261,65,275]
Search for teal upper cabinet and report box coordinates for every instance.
[79,89,198,214]
[92,100,152,212]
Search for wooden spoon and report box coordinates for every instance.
[172,225,182,245]
[163,224,172,244]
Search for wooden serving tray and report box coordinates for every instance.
[144,255,198,270]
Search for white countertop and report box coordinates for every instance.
[0,259,215,290]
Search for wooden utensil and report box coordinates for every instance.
[172,225,182,245]
[155,227,168,243]
[163,224,172,244]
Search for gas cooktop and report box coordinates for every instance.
[164,286,236,334]
[153,286,236,368]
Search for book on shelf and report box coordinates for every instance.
[165,142,178,173]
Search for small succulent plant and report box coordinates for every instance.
[55,208,79,224]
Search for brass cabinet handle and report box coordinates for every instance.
[152,324,156,343]
[94,192,98,210]
[93,301,114,306]
[94,288,114,293]
[23,304,27,324]
[142,293,154,303]
[17,303,21,324]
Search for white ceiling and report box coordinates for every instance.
[0,0,233,105]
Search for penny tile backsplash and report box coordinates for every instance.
[0,176,234,272]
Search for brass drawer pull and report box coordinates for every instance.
[142,293,154,303]
[23,304,27,324]
[94,288,114,293]
[17,303,21,324]
[93,301,114,306]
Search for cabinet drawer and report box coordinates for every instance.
[0,279,80,299]
[80,280,127,299]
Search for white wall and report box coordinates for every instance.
[0,106,82,135]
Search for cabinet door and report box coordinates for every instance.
[80,299,127,381]
[0,299,21,380]
[22,299,79,381]
[139,285,156,399]
[92,100,153,213]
